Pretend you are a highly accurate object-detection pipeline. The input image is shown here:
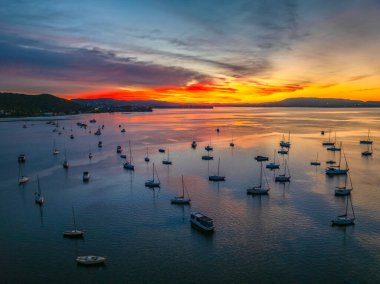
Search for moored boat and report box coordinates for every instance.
[76,256,106,265]
[190,212,214,232]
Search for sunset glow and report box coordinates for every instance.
[1,1,380,103]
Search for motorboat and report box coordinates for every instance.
[190,212,214,232]
[76,256,106,265]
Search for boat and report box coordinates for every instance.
[18,164,29,184]
[70,134,74,139]
[94,128,101,136]
[22,123,27,128]
[361,144,373,156]
[145,163,160,188]
[63,207,84,238]
[321,130,325,135]
[326,135,340,151]
[171,175,191,204]
[230,135,235,147]
[144,147,150,162]
[76,256,106,265]
[334,171,353,196]
[331,195,355,226]
[190,212,215,232]
[35,176,44,205]
[120,154,127,159]
[191,140,197,149]
[123,141,135,170]
[53,140,59,155]
[202,154,213,160]
[158,148,166,153]
[277,148,288,155]
[205,145,213,151]
[121,128,126,133]
[98,141,102,148]
[326,160,336,164]
[310,153,321,166]
[83,171,90,182]
[279,131,291,148]
[209,158,225,181]
[18,154,26,163]
[247,160,270,195]
[116,146,122,153]
[275,159,291,182]
[360,129,373,144]
[89,119,96,123]
[322,129,335,146]
[266,150,280,169]
[254,155,269,162]
[325,148,348,176]
[162,149,172,165]
[63,150,69,169]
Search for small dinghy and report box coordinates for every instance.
[76,256,106,265]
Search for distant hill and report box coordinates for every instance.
[215,97,380,108]
[0,92,89,117]
[72,98,213,109]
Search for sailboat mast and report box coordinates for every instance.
[37,176,41,194]
[259,162,263,187]
[181,175,185,198]
[72,207,77,231]
[217,158,220,176]
[152,163,155,181]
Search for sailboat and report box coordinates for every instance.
[123,141,135,170]
[335,171,353,196]
[116,145,122,154]
[63,150,69,169]
[144,147,150,162]
[331,195,355,226]
[230,134,235,147]
[361,144,373,156]
[310,153,321,166]
[53,140,60,155]
[63,207,84,238]
[275,159,291,182]
[202,152,214,160]
[266,150,280,169]
[209,158,225,181]
[35,176,44,205]
[322,129,335,146]
[277,147,288,155]
[121,125,126,133]
[205,138,213,151]
[18,154,26,163]
[360,129,373,144]
[247,160,270,194]
[327,133,340,151]
[191,140,197,149]
[145,163,160,188]
[279,131,291,148]
[162,149,172,165]
[325,148,348,176]
[18,164,29,184]
[83,171,90,182]
[88,146,93,160]
[171,175,191,204]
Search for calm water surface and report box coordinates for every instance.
[1,108,380,283]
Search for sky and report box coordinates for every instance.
[0,0,379,103]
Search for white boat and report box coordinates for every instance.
[63,150,69,169]
[145,163,160,188]
[331,195,355,226]
[63,207,84,238]
[247,160,270,195]
[360,129,373,144]
[171,175,191,204]
[162,149,172,165]
[209,158,225,181]
[53,140,59,155]
[275,159,291,182]
[310,153,321,166]
[144,147,150,162]
[279,131,291,148]
[190,212,214,232]
[83,171,90,182]
[326,148,348,176]
[76,256,106,265]
[123,141,135,170]
[18,163,29,184]
[266,150,280,169]
[334,171,353,196]
[322,129,335,146]
[35,176,44,205]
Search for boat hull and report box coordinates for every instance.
[247,187,269,195]
[209,175,225,181]
[171,197,191,204]
[63,230,84,238]
[76,256,106,265]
